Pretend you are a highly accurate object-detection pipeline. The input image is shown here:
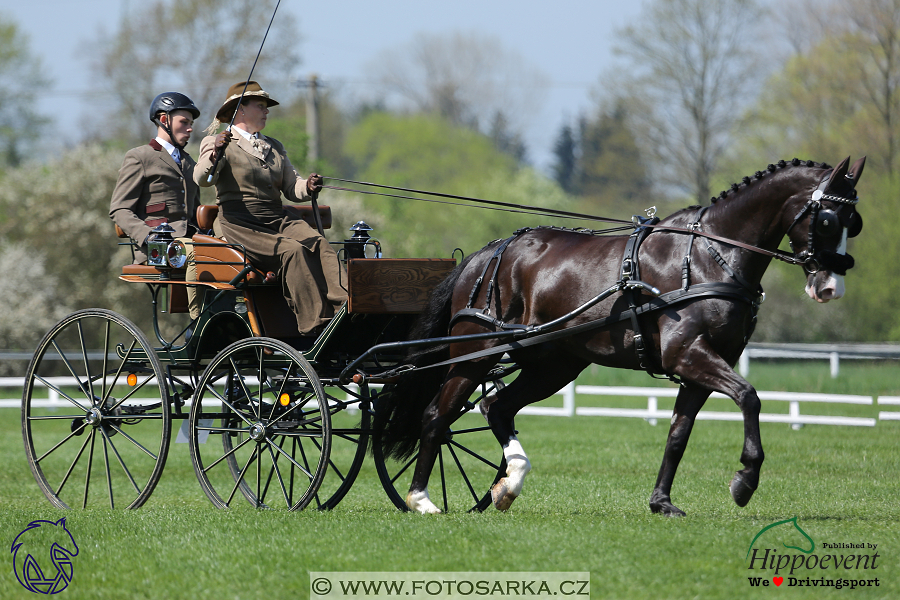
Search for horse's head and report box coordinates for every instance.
[784,156,865,303]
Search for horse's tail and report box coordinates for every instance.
[373,254,475,461]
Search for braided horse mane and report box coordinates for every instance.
[709,158,832,205]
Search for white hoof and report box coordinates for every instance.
[406,489,441,514]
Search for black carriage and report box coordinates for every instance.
[21,204,505,512]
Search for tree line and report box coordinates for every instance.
[1,0,899,360]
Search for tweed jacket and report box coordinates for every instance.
[110,139,200,263]
[195,132,311,229]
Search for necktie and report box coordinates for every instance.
[172,150,182,168]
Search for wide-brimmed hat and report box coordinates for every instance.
[205,81,279,134]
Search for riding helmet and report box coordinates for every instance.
[149,92,201,124]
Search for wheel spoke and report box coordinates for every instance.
[266,439,291,508]
[225,446,259,507]
[202,434,253,473]
[256,442,262,508]
[438,448,448,513]
[311,436,345,482]
[98,339,139,407]
[53,431,93,497]
[197,424,249,434]
[447,438,502,471]
[28,414,96,421]
[35,422,89,464]
[269,437,315,481]
[229,357,259,420]
[204,382,256,429]
[50,340,92,404]
[104,368,159,413]
[104,422,158,460]
[389,453,419,486]
[76,321,95,406]
[101,430,114,509]
[99,426,141,494]
[268,363,295,422]
[82,429,96,509]
[101,319,110,404]
[267,392,322,428]
[447,442,479,503]
[449,425,493,435]
[32,373,90,413]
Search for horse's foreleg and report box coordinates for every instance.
[664,339,764,511]
[649,384,709,517]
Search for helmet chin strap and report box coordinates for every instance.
[157,113,185,151]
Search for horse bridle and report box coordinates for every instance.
[635,176,862,275]
[784,174,861,274]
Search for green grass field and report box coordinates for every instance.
[2,361,898,599]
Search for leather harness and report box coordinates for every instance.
[448,210,764,382]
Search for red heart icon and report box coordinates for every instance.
[773,577,783,586]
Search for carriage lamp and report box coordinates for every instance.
[147,223,188,276]
[166,240,187,269]
[345,221,382,260]
[147,223,175,267]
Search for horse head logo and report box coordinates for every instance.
[10,518,79,594]
[746,516,815,559]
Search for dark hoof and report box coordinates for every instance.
[649,499,686,517]
[730,472,757,507]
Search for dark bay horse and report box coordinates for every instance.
[376,157,865,516]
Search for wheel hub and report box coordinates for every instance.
[249,422,267,442]
[85,408,103,427]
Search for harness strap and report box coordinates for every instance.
[682,206,709,290]
[420,282,761,374]
[619,218,658,373]
[465,228,530,311]
[704,243,758,292]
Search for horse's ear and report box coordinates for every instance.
[826,157,851,190]
[847,156,866,186]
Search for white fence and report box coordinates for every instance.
[5,376,893,429]
[739,342,900,378]
[516,384,878,429]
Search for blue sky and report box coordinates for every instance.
[5,1,646,171]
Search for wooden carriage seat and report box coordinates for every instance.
[193,204,332,285]
[194,204,332,232]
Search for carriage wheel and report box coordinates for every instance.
[373,378,507,512]
[314,382,370,510]
[22,309,171,509]
[189,338,331,510]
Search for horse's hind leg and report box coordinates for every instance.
[649,383,710,517]
[482,358,588,511]
[406,361,494,514]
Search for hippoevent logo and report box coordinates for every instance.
[10,518,79,594]
[745,517,880,590]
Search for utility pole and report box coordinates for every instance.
[305,74,320,166]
